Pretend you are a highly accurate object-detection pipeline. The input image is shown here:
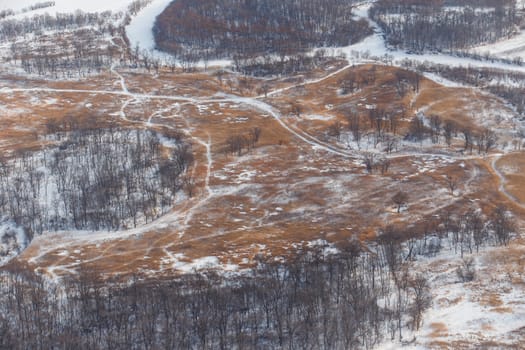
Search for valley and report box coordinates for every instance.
[0,0,525,348]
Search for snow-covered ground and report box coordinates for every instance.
[340,4,525,75]
[472,31,525,60]
[126,0,173,54]
[0,1,524,347]
[0,220,28,266]
[0,0,133,15]
[126,0,231,66]
[375,243,525,349]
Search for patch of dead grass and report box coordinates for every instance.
[428,322,449,338]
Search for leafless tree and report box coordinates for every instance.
[490,205,516,246]
[328,121,343,141]
[443,120,456,147]
[456,257,476,282]
[445,175,457,195]
[409,274,432,330]
[392,191,408,213]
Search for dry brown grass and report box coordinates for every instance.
[428,322,449,338]
[495,153,525,205]
[479,292,504,308]
[1,63,523,279]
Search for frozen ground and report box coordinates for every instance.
[375,243,525,349]
[126,0,173,54]
[0,1,524,348]
[472,31,525,60]
[340,4,525,75]
[126,0,232,66]
[0,0,133,15]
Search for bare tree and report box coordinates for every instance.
[407,116,427,143]
[260,83,270,98]
[462,128,473,153]
[328,121,343,141]
[363,152,375,174]
[392,191,408,213]
[346,113,361,146]
[290,102,303,118]
[456,257,476,282]
[490,205,515,246]
[443,120,456,147]
[409,274,432,330]
[445,175,457,195]
[249,127,262,148]
[429,115,441,144]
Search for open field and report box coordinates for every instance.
[1,1,525,348]
[0,62,521,279]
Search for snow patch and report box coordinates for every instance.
[0,0,132,15]
[0,220,28,266]
[303,114,334,121]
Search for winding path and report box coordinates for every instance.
[489,154,525,210]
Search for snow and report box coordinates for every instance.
[0,0,133,14]
[0,220,28,266]
[472,31,525,60]
[126,0,232,67]
[163,254,239,273]
[0,2,523,348]
[374,238,525,350]
[421,72,465,88]
[303,114,334,121]
[126,0,173,55]
[175,256,220,272]
[337,3,525,79]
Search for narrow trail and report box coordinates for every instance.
[7,0,525,279]
[111,64,130,94]
[182,136,213,236]
[489,154,525,211]
[261,63,354,99]
[232,96,359,159]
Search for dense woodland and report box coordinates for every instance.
[0,205,516,349]
[154,0,372,60]
[0,125,193,243]
[370,0,520,53]
[231,50,345,77]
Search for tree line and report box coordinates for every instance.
[232,49,343,77]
